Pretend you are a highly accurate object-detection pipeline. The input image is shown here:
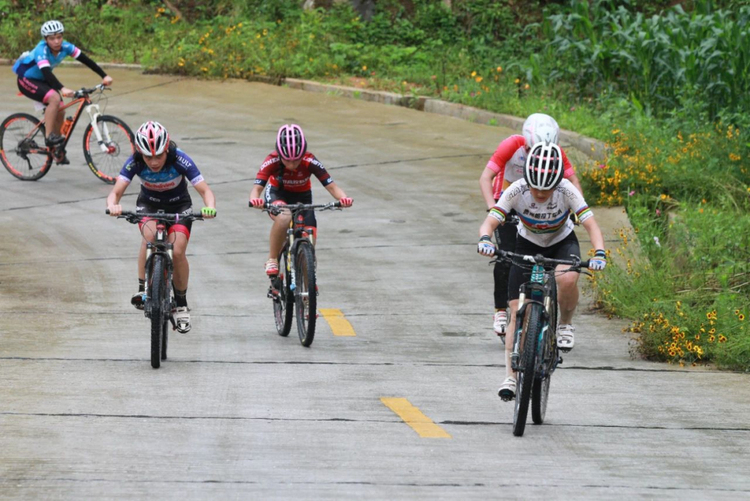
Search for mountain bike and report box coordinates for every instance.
[107,209,204,369]
[493,249,590,437]
[1,84,134,183]
[253,201,343,347]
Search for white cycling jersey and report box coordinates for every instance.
[489,178,593,247]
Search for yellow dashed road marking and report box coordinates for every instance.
[320,308,356,336]
[380,397,451,438]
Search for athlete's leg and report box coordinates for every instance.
[137,219,158,280]
[557,264,580,325]
[269,208,291,259]
[43,90,64,137]
[171,231,190,291]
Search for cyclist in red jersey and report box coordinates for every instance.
[249,124,353,276]
[479,114,584,341]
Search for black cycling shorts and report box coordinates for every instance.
[17,77,58,104]
[263,185,317,228]
[507,231,581,301]
[135,195,194,239]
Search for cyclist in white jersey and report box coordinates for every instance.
[479,114,583,338]
[477,141,607,400]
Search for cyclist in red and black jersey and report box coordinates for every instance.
[249,124,353,275]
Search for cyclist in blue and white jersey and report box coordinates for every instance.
[106,122,216,334]
[12,20,112,158]
[477,141,606,400]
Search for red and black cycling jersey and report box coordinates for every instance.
[254,152,333,193]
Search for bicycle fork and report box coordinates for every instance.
[85,104,115,153]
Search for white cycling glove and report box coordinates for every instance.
[589,249,607,270]
[477,235,496,256]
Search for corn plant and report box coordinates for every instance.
[542,0,750,120]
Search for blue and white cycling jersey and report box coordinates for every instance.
[119,149,205,205]
[13,40,81,80]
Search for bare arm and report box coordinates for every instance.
[479,167,497,209]
[106,178,130,215]
[479,214,502,238]
[582,216,605,251]
[249,184,263,200]
[324,181,347,200]
[193,181,216,216]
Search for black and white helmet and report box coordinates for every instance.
[41,20,64,37]
[522,113,559,149]
[524,141,564,190]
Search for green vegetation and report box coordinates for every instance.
[1,0,749,369]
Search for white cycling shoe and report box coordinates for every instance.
[174,306,191,334]
[493,310,508,337]
[557,324,575,351]
[498,376,517,401]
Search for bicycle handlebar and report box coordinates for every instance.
[74,84,108,99]
[105,209,204,224]
[251,201,343,214]
[494,249,590,270]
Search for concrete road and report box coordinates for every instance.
[1,67,749,499]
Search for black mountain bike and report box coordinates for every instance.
[493,249,589,437]
[254,201,342,347]
[108,210,204,368]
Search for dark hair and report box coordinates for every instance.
[133,140,177,167]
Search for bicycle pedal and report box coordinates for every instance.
[559,347,572,353]
[558,356,564,365]
[498,390,515,402]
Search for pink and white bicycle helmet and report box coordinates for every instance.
[522,113,560,150]
[276,124,306,161]
[135,121,170,157]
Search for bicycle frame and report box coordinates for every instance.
[24,87,113,154]
[511,263,555,372]
[267,202,336,291]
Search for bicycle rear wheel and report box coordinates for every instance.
[513,302,543,437]
[83,115,135,184]
[0,113,52,181]
[149,256,167,369]
[273,246,294,337]
[533,280,558,425]
[294,241,317,347]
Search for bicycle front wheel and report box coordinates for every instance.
[161,314,169,361]
[513,302,543,437]
[294,241,317,347]
[83,115,135,184]
[273,246,294,337]
[0,113,52,181]
[149,255,167,369]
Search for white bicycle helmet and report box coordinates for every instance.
[134,121,170,157]
[41,20,64,37]
[522,113,560,149]
[524,141,564,190]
